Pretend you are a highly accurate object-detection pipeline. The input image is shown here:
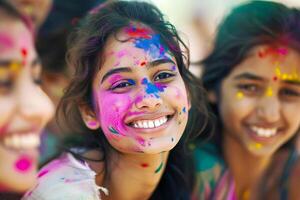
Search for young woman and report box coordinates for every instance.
[193,1,300,200]
[0,0,54,195]
[23,1,209,199]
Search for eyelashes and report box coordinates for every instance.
[109,71,177,92]
[236,83,300,98]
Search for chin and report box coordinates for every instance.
[141,143,176,154]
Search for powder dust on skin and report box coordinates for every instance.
[92,25,189,156]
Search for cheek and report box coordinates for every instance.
[0,99,15,136]
[97,92,133,135]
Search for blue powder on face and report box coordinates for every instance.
[134,34,168,59]
[182,107,186,113]
[141,78,166,98]
[128,79,135,85]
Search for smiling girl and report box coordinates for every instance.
[23,1,209,200]
[193,1,300,200]
[0,0,54,195]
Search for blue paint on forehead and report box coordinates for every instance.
[134,34,168,59]
[141,78,166,98]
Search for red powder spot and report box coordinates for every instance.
[140,61,146,66]
[141,163,149,168]
[21,48,27,57]
[125,26,152,39]
[273,76,278,81]
[15,155,33,172]
[258,51,264,58]
[38,170,49,178]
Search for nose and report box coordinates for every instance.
[134,90,163,112]
[256,95,281,123]
[16,70,54,126]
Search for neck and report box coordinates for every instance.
[222,133,272,199]
[104,150,169,200]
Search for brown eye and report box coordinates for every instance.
[0,72,13,94]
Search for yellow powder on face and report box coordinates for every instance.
[265,87,273,97]
[236,91,244,99]
[250,143,263,150]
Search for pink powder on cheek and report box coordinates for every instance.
[14,155,33,172]
[97,92,134,136]
[0,34,14,49]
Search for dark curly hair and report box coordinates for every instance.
[57,1,210,199]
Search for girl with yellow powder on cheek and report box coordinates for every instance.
[23,1,209,200]
[0,0,54,196]
[193,1,300,200]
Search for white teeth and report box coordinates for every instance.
[148,121,154,128]
[132,116,168,129]
[250,126,277,138]
[2,133,40,149]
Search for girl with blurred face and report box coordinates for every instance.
[0,0,54,193]
[22,1,209,200]
[193,1,300,200]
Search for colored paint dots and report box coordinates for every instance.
[108,126,119,134]
[141,163,149,168]
[88,121,98,127]
[258,47,288,58]
[37,170,49,178]
[236,92,244,99]
[125,25,152,39]
[141,78,166,98]
[137,138,146,147]
[15,155,32,172]
[154,162,163,173]
[250,143,263,150]
[182,107,186,113]
[21,48,27,65]
[273,76,278,81]
[140,61,147,66]
[171,137,174,142]
[265,87,273,97]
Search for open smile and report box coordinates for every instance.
[1,132,40,151]
[245,125,284,142]
[127,114,174,129]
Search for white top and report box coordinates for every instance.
[22,153,108,200]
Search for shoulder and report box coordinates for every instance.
[192,142,226,200]
[289,157,300,200]
[22,152,106,200]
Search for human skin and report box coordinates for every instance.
[9,0,52,29]
[80,25,190,200]
[213,45,300,198]
[0,15,54,193]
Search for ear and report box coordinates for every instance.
[79,103,100,130]
[207,90,217,104]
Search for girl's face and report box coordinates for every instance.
[219,45,300,156]
[0,19,54,192]
[85,26,189,154]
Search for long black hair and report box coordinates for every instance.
[57,1,209,199]
[200,0,300,147]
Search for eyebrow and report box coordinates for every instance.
[101,58,176,83]
[283,80,300,86]
[233,72,265,81]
